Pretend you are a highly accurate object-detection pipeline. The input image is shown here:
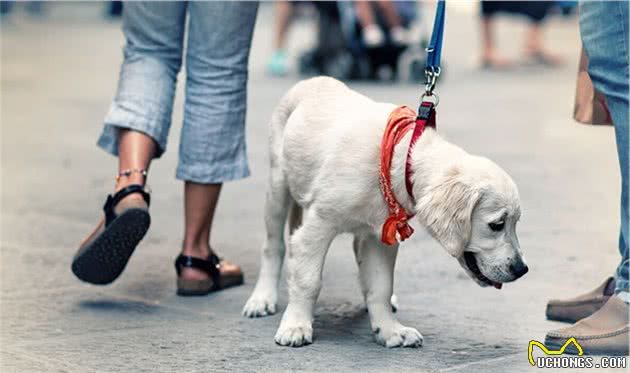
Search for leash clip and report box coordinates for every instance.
[420,92,439,107]
[424,66,441,96]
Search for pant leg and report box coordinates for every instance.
[176,1,259,183]
[98,1,187,158]
[579,1,629,293]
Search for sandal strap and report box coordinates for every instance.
[174,254,221,285]
[103,184,151,226]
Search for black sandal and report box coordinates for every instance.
[175,253,244,296]
[72,184,151,285]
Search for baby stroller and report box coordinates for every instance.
[298,1,429,81]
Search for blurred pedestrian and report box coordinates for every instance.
[480,1,563,68]
[71,2,259,296]
[544,1,628,355]
[355,0,408,47]
[268,1,294,76]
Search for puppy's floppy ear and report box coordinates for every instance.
[416,167,482,257]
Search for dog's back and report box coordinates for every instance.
[270,77,394,212]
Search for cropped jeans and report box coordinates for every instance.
[579,1,629,293]
[97,2,259,183]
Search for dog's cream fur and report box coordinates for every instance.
[243,77,527,348]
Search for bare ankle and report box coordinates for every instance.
[115,169,147,191]
[181,243,211,258]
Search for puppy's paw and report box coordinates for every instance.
[274,322,313,347]
[373,323,423,348]
[242,291,277,318]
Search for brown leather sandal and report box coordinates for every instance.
[175,253,244,296]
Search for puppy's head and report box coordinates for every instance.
[415,155,527,289]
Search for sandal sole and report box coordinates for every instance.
[71,208,150,285]
[176,274,244,296]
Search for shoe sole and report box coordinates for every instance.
[545,315,580,324]
[71,209,150,285]
[176,274,244,297]
[544,338,629,356]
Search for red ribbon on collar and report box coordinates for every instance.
[379,103,436,245]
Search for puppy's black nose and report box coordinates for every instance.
[510,262,529,279]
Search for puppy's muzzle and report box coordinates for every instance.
[509,260,528,279]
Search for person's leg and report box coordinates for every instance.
[273,1,292,51]
[115,130,155,194]
[611,81,629,297]
[355,0,375,28]
[73,1,187,284]
[374,0,407,45]
[268,1,293,76]
[580,0,629,295]
[355,1,383,47]
[375,0,402,28]
[180,182,223,281]
[479,2,511,68]
[176,1,258,281]
[545,1,629,356]
[512,1,563,66]
[98,1,187,186]
[523,24,564,66]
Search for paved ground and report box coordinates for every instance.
[1,3,626,373]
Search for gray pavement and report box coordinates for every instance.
[0,3,625,373]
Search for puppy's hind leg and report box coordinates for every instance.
[275,210,336,347]
[353,234,423,348]
[242,167,291,318]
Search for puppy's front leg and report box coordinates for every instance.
[354,234,423,348]
[275,211,335,347]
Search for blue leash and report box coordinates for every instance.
[424,0,445,97]
[415,1,445,130]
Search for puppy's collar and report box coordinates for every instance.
[405,102,436,198]
[380,103,436,245]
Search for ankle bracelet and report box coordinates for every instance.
[116,168,148,182]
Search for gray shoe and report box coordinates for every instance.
[546,277,615,323]
[545,296,629,356]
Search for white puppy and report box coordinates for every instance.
[243,77,528,348]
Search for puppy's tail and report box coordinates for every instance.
[269,77,342,162]
[269,79,308,155]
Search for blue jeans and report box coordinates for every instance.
[580,1,629,293]
[98,1,259,183]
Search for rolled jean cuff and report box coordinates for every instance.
[97,99,171,158]
[175,143,250,184]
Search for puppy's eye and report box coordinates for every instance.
[488,221,505,232]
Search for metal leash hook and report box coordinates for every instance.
[421,65,440,106]
[420,0,445,107]
[424,65,440,95]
